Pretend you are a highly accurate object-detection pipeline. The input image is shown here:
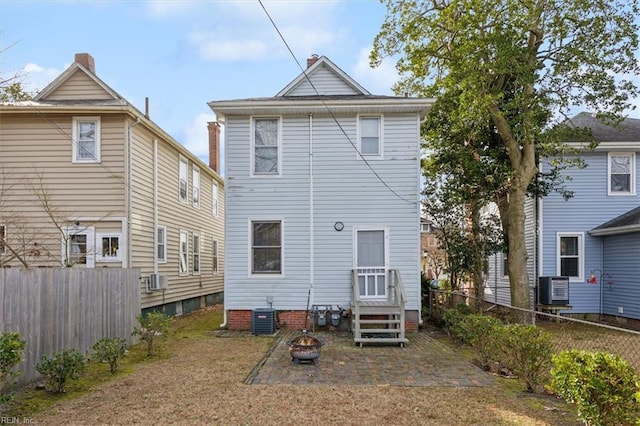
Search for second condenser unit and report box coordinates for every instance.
[538,276,570,305]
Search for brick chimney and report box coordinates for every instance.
[207,121,221,173]
[75,53,95,73]
[306,54,319,68]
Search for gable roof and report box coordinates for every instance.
[276,55,370,96]
[568,112,640,142]
[209,55,433,121]
[34,60,124,102]
[590,205,640,236]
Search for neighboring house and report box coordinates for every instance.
[486,112,640,321]
[0,53,225,315]
[420,218,443,280]
[209,55,433,344]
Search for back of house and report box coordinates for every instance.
[210,55,433,334]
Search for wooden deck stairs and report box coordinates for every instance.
[351,269,408,347]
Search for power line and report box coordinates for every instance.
[258,0,417,205]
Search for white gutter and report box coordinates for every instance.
[589,224,640,236]
[153,138,158,274]
[309,113,315,308]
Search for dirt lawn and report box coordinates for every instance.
[24,308,579,425]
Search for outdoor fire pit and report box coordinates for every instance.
[287,330,324,366]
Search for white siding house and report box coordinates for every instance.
[209,55,433,340]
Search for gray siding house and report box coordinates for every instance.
[209,55,433,343]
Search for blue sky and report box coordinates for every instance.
[0,0,398,166]
[1,0,639,169]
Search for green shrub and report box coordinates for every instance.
[35,348,88,393]
[549,350,640,425]
[0,332,26,399]
[459,314,503,368]
[91,338,128,374]
[442,307,468,341]
[132,311,172,356]
[499,324,553,393]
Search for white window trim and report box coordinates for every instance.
[193,231,201,275]
[62,226,95,268]
[556,232,584,282]
[250,116,282,177]
[357,115,384,159]
[248,218,284,277]
[72,116,101,163]
[502,252,509,278]
[192,166,200,208]
[608,152,636,195]
[179,229,189,276]
[157,225,167,263]
[212,238,219,275]
[179,156,189,204]
[96,233,122,262]
[212,181,219,217]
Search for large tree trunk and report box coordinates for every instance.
[505,183,531,312]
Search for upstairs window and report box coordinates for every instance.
[608,153,635,195]
[252,118,280,175]
[212,182,218,217]
[251,220,281,274]
[193,166,200,208]
[359,116,381,156]
[557,233,583,281]
[72,117,101,163]
[179,156,188,203]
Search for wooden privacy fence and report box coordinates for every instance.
[0,268,141,386]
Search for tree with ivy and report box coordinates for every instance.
[372,0,640,313]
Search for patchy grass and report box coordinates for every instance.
[3,306,582,425]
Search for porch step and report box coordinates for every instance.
[357,305,402,315]
[358,328,402,334]
[359,319,401,325]
[354,337,408,347]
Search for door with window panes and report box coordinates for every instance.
[355,230,386,299]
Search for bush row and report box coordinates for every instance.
[1,311,171,396]
[442,305,640,425]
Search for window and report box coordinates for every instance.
[157,226,166,263]
[192,166,200,208]
[72,117,101,163]
[212,239,219,274]
[557,233,584,281]
[608,153,635,195]
[63,227,95,268]
[359,116,381,156]
[0,225,5,255]
[251,221,281,274]
[97,233,121,262]
[179,156,188,203]
[193,232,201,275]
[252,117,280,175]
[212,182,218,217]
[179,230,188,275]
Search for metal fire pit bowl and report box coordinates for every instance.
[287,331,325,366]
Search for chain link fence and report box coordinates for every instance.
[427,288,640,372]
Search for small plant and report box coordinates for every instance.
[132,311,172,356]
[499,324,553,393]
[92,337,128,374]
[549,350,640,425]
[459,314,503,369]
[35,348,88,393]
[441,304,472,340]
[0,332,26,400]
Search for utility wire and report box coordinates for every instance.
[258,0,416,205]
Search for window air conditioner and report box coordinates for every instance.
[149,273,168,291]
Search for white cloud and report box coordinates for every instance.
[144,0,199,18]
[189,32,269,62]
[20,63,64,96]
[352,47,398,95]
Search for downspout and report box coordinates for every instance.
[599,238,603,316]
[126,117,141,268]
[153,138,158,274]
[309,113,314,308]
